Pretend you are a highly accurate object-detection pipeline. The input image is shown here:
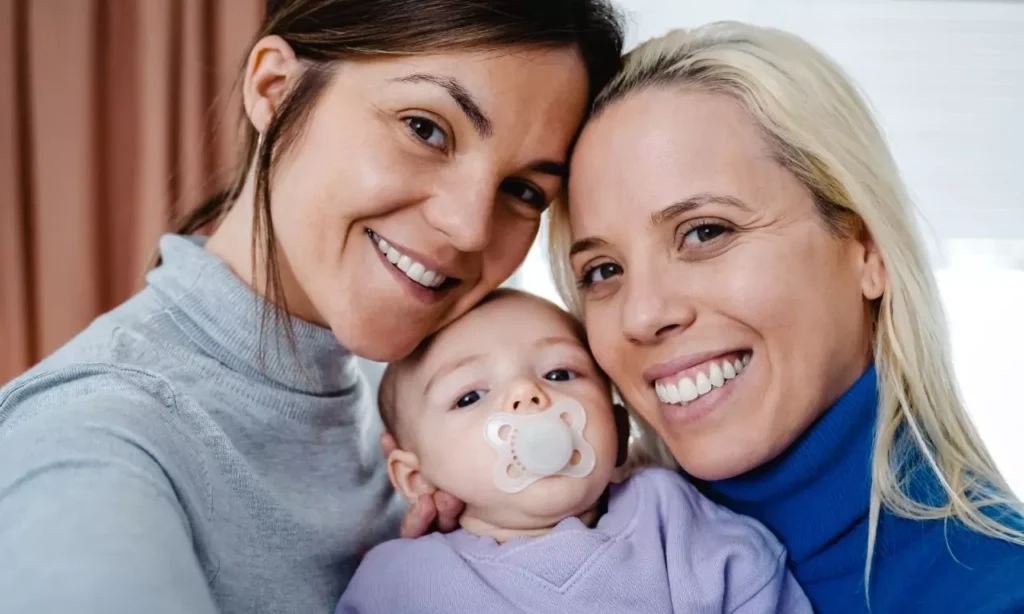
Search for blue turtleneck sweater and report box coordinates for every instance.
[703,366,1024,613]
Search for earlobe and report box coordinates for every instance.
[241,35,301,134]
[387,448,436,504]
[860,235,887,301]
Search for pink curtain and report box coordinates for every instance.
[1,0,264,384]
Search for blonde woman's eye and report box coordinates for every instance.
[681,223,729,246]
[405,117,448,150]
[578,262,622,288]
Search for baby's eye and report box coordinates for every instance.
[543,369,577,382]
[454,390,486,409]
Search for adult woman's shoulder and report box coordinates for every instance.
[874,509,1024,612]
[0,361,220,613]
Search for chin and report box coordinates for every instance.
[671,442,768,481]
[516,475,608,519]
[324,310,428,362]
[344,334,422,363]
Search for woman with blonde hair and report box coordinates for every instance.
[548,21,1024,612]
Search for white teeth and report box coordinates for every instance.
[655,353,751,405]
[709,362,725,388]
[407,262,426,283]
[695,372,712,395]
[667,383,682,403]
[656,382,683,404]
[371,232,447,289]
[677,378,699,402]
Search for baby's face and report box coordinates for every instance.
[393,293,619,531]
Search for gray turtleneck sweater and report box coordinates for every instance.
[0,235,400,614]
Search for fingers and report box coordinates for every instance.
[433,491,465,534]
[380,432,398,457]
[400,494,437,539]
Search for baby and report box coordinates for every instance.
[337,289,811,613]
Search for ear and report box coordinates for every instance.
[613,403,631,467]
[242,35,301,135]
[387,448,437,505]
[858,231,886,301]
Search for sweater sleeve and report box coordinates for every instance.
[0,375,218,614]
[635,468,814,614]
[728,551,810,614]
[335,538,443,614]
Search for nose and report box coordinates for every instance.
[620,263,697,345]
[505,378,551,414]
[424,172,496,253]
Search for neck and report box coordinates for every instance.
[204,176,321,325]
[458,505,600,544]
[700,365,878,566]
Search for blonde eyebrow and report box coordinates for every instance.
[650,192,752,226]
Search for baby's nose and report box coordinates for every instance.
[506,381,550,414]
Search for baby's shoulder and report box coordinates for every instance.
[358,533,457,573]
[620,466,710,510]
[339,534,470,611]
[624,467,784,554]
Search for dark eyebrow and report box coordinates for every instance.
[530,160,568,179]
[394,73,493,138]
[650,192,752,226]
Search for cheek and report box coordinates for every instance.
[724,233,865,361]
[418,416,499,497]
[588,407,621,469]
[583,306,620,374]
[442,214,540,330]
[482,213,540,283]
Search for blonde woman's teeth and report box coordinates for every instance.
[655,353,751,404]
[372,234,445,288]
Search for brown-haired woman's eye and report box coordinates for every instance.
[501,178,549,210]
[405,116,448,150]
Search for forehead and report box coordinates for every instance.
[414,295,584,375]
[569,88,775,219]
[335,47,589,144]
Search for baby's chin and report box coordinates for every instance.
[472,474,609,532]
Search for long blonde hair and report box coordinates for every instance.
[548,21,1024,588]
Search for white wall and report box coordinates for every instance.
[517,0,1024,493]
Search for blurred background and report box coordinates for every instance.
[2,0,1022,489]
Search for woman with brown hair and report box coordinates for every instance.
[0,2,622,612]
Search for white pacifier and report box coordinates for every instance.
[484,398,596,494]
